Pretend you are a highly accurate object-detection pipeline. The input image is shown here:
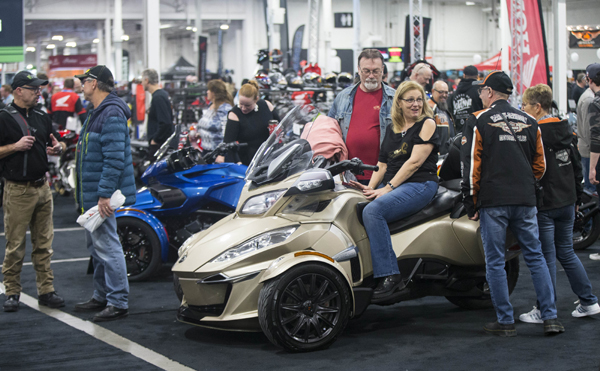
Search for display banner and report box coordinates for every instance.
[506,0,549,91]
[570,30,600,49]
[402,16,431,64]
[291,25,305,72]
[198,36,207,82]
[48,54,98,69]
[0,0,24,63]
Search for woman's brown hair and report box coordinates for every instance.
[207,79,233,110]
[238,80,260,100]
[390,81,433,133]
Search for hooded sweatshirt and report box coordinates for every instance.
[538,117,583,210]
[449,78,483,133]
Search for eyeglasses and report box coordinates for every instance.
[20,86,42,93]
[400,98,424,105]
[360,68,382,76]
[433,89,449,95]
[83,78,95,85]
[478,86,491,95]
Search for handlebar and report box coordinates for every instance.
[203,142,247,163]
[326,157,379,177]
[359,164,379,172]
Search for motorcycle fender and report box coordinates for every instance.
[259,252,356,312]
[116,209,170,262]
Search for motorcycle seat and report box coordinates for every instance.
[356,186,462,235]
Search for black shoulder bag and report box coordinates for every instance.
[0,107,32,208]
[501,113,544,208]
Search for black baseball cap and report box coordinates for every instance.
[586,63,600,81]
[472,70,513,95]
[463,65,478,77]
[11,71,49,90]
[75,65,114,86]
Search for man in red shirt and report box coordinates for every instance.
[328,49,396,184]
[48,78,86,130]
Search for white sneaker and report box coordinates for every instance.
[590,253,600,261]
[572,303,600,318]
[519,306,543,324]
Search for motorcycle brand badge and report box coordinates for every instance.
[488,121,531,134]
[461,136,467,145]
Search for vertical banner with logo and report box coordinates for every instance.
[506,0,549,91]
[0,0,24,63]
[198,36,208,82]
[291,25,305,73]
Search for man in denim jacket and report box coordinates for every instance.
[328,49,396,184]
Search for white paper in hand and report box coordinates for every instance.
[77,190,126,232]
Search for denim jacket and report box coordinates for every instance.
[327,82,396,145]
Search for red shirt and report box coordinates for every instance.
[346,87,383,180]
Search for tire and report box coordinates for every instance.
[117,217,162,282]
[174,274,184,302]
[573,213,600,250]
[258,263,351,352]
[446,257,520,310]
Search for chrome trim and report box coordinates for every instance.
[197,271,261,285]
[333,246,358,262]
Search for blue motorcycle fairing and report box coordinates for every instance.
[116,209,171,262]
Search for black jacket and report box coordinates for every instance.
[147,89,174,145]
[0,102,59,181]
[538,117,582,210]
[449,78,483,133]
[460,100,546,217]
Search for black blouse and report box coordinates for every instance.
[378,117,440,185]
[223,99,273,165]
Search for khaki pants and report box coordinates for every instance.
[2,180,55,296]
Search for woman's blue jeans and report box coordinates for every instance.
[538,204,598,306]
[362,181,438,278]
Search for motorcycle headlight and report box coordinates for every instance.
[211,226,298,263]
[241,190,286,215]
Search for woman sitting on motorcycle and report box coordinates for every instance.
[350,80,440,302]
[197,79,233,153]
[217,80,277,165]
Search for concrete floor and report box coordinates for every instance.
[1,194,600,370]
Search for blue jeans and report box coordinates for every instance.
[480,206,556,324]
[538,204,598,306]
[85,214,129,309]
[363,181,438,278]
[581,157,595,193]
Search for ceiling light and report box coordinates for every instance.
[26,64,33,69]
[466,1,475,5]
[65,42,77,48]
[186,26,193,30]
[220,24,229,30]
[26,47,36,52]
[121,35,129,41]
[93,38,100,43]
[160,24,172,29]
[192,27,197,32]
[46,44,56,49]
[52,35,63,41]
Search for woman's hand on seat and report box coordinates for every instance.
[348,180,371,191]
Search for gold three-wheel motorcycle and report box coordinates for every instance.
[172,107,520,352]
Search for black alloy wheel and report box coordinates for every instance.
[117,217,162,281]
[258,263,351,352]
[573,212,600,250]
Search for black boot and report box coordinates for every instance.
[543,319,565,336]
[3,295,20,312]
[484,321,517,337]
[93,306,129,322]
[372,274,406,300]
[74,298,108,312]
[38,292,65,308]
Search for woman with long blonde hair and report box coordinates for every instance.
[349,80,439,302]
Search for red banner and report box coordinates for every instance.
[48,54,97,70]
[507,0,549,93]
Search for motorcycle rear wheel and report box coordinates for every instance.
[258,263,351,352]
[445,257,520,310]
[117,217,162,281]
[573,213,600,250]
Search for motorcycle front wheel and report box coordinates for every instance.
[117,217,162,281]
[573,212,600,250]
[445,257,520,310]
[258,263,351,352]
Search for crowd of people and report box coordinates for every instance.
[2,51,600,338]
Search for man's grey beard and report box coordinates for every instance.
[364,80,379,91]
[438,99,448,111]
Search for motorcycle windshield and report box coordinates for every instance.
[246,106,314,186]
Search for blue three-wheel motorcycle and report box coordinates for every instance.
[115,142,247,281]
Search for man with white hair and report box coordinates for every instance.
[410,63,433,90]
